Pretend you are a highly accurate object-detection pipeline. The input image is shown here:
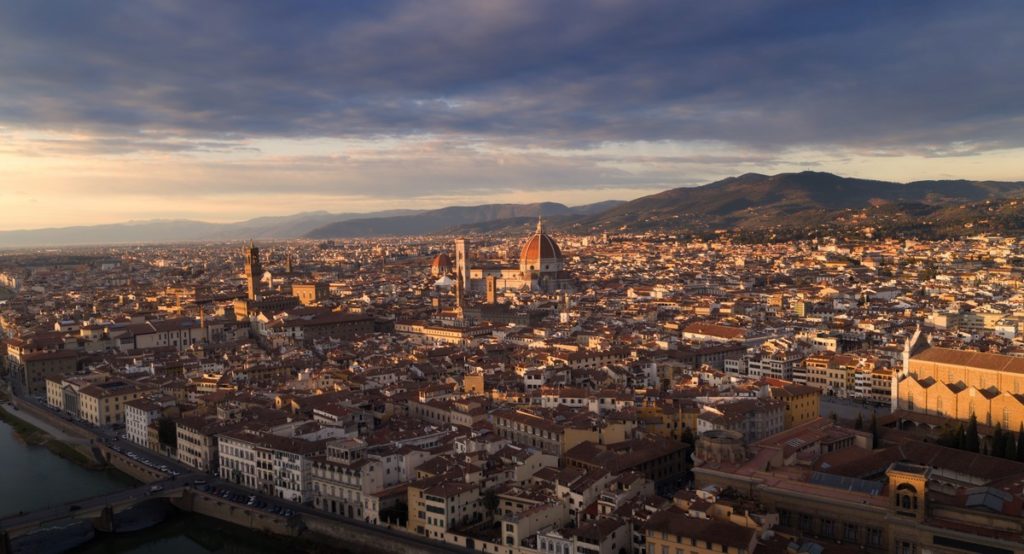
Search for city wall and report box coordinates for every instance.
[100,445,168,483]
[301,513,471,554]
[172,490,296,537]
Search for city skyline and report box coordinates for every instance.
[5,2,1024,552]
[2,1,1023,230]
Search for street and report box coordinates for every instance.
[820,397,888,425]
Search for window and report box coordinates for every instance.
[821,519,834,538]
[798,513,813,532]
[844,524,858,542]
[867,528,882,547]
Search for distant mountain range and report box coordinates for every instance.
[576,171,1024,233]
[303,201,623,238]
[4,171,1024,247]
[450,172,1024,237]
[0,210,421,248]
[0,202,622,248]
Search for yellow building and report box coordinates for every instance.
[763,379,821,429]
[406,478,481,540]
[77,381,153,426]
[638,398,699,441]
[291,282,329,306]
[896,343,1024,430]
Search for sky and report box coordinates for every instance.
[1,0,1022,230]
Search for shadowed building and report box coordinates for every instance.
[244,240,262,301]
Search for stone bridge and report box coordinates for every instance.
[0,478,191,554]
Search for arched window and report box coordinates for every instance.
[896,483,918,512]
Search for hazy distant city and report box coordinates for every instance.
[2,2,1024,554]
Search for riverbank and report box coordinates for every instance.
[0,390,463,553]
[0,402,102,469]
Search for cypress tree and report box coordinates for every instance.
[937,425,958,448]
[681,427,695,445]
[956,423,966,450]
[1017,423,1024,462]
[869,412,879,449]
[993,423,1005,458]
[854,413,864,431]
[965,414,980,453]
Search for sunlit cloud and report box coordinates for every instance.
[0,1,1021,230]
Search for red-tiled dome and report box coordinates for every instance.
[520,218,563,271]
[430,253,453,276]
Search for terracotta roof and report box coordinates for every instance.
[431,253,452,272]
[644,506,755,549]
[683,322,746,339]
[520,231,563,266]
[912,346,1024,374]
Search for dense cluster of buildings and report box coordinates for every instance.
[4,229,1024,552]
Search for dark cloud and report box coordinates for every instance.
[0,0,1021,152]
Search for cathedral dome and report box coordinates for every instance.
[520,218,564,273]
[430,253,453,277]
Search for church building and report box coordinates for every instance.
[445,218,574,293]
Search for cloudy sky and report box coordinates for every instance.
[1,0,1022,230]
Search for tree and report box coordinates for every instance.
[854,413,864,431]
[965,414,980,453]
[936,425,958,448]
[482,490,499,514]
[157,417,177,449]
[869,412,880,449]
[680,427,695,446]
[992,423,1006,458]
[956,423,967,450]
[1006,434,1018,461]
[1018,423,1024,462]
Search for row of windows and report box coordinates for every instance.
[778,510,883,546]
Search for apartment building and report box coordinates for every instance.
[77,380,154,427]
[9,349,79,396]
[124,396,178,447]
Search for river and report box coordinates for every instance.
[0,420,301,553]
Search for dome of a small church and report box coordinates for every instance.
[519,218,564,274]
[430,253,453,277]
